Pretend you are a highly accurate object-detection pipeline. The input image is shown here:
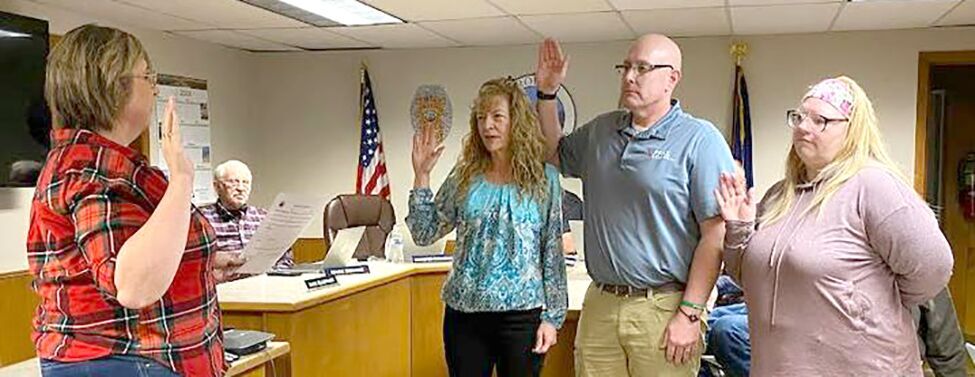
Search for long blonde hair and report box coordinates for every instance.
[454,78,549,200]
[760,76,907,226]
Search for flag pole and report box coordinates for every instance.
[355,62,366,193]
[359,61,367,116]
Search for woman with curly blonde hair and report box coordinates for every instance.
[715,76,953,375]
[407,77,567,377]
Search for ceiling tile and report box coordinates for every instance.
[491,0,612,15]
[362,0,504,21]
[608,0,725,11]
[520,12,635,42]
[118,0,307,29]
[833,0,960,31]
[937,0,975,26]
[237,27,373,49]
[732,3,840,35]
[621,7,731,36]
[31,0,213,30]
[729,0,839,5]
[172,30,302,51]
[419,16,541,45]
[330,24,460,48]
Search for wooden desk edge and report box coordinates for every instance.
[226,342,290,377]
[219,264,452,313]
[0,270,29,280]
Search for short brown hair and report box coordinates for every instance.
[45,24,150,131]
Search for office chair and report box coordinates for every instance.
[322,194,395,261]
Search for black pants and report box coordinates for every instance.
[443,306,545,377]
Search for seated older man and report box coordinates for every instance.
[200,160,294,272]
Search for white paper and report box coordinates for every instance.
[176,102,201,125]
[148,76,214,207]
[158,86,179,100]
[192,187,215,205]
[184,148,204,165]
[182,126,211,148]
[191,169,214,205]
[188,88,208,103]
[236,193,327,274]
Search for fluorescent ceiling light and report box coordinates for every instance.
[0,29,31,38]
[277,0,402,26]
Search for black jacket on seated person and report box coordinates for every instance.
[913,287,968,377]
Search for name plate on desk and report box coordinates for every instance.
[304,274,338,290]
[323,265,371,276]
[412,254,453,263]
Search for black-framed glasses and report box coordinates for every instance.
[614,62,674,77]
[786,109,847,132]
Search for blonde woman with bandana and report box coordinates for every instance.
[715,76,953,376]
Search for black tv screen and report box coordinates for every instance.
[0,11,49,187]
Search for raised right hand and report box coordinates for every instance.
[161,97,194,181]
[535,38,569,94]
[412,124,445,179]
[714,171,756,222]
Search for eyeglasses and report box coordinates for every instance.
[614,62,674,77]
[129,70,158,88]
[786,109,847,132]
[219,178,251,188]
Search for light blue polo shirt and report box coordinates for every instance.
[559,100,735,288]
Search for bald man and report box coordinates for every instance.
[535,35,735,376]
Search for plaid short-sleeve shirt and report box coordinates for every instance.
[198,202,294,269]
[27,129,226,376]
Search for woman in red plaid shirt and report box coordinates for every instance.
[28,25,242,376]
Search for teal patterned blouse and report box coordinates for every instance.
[407,165,568,328]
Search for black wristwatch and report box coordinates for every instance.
[678,306,701,323]
[536,89,558,101]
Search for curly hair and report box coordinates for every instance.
[453,77,549,201]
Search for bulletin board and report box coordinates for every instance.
[149,74,214,204]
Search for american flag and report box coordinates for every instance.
[356,67,390,199]
[731,63,754,188]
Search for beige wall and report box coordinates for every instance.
[246,27,975,237]
[248,37,734,238]
[0,0,260,273]
[3,0,975,269]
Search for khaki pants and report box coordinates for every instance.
[574,282,706,377]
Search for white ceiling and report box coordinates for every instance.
[27,0,975,52]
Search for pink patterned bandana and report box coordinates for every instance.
[803,78,854,117]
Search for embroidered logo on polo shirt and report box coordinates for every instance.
[650,149,676,162]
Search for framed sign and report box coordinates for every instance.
[514,74,577,133]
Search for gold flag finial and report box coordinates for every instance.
[730,42,748,66]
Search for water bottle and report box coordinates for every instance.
[385,225,405,263]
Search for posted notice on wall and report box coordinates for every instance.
[149,74,215,204]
